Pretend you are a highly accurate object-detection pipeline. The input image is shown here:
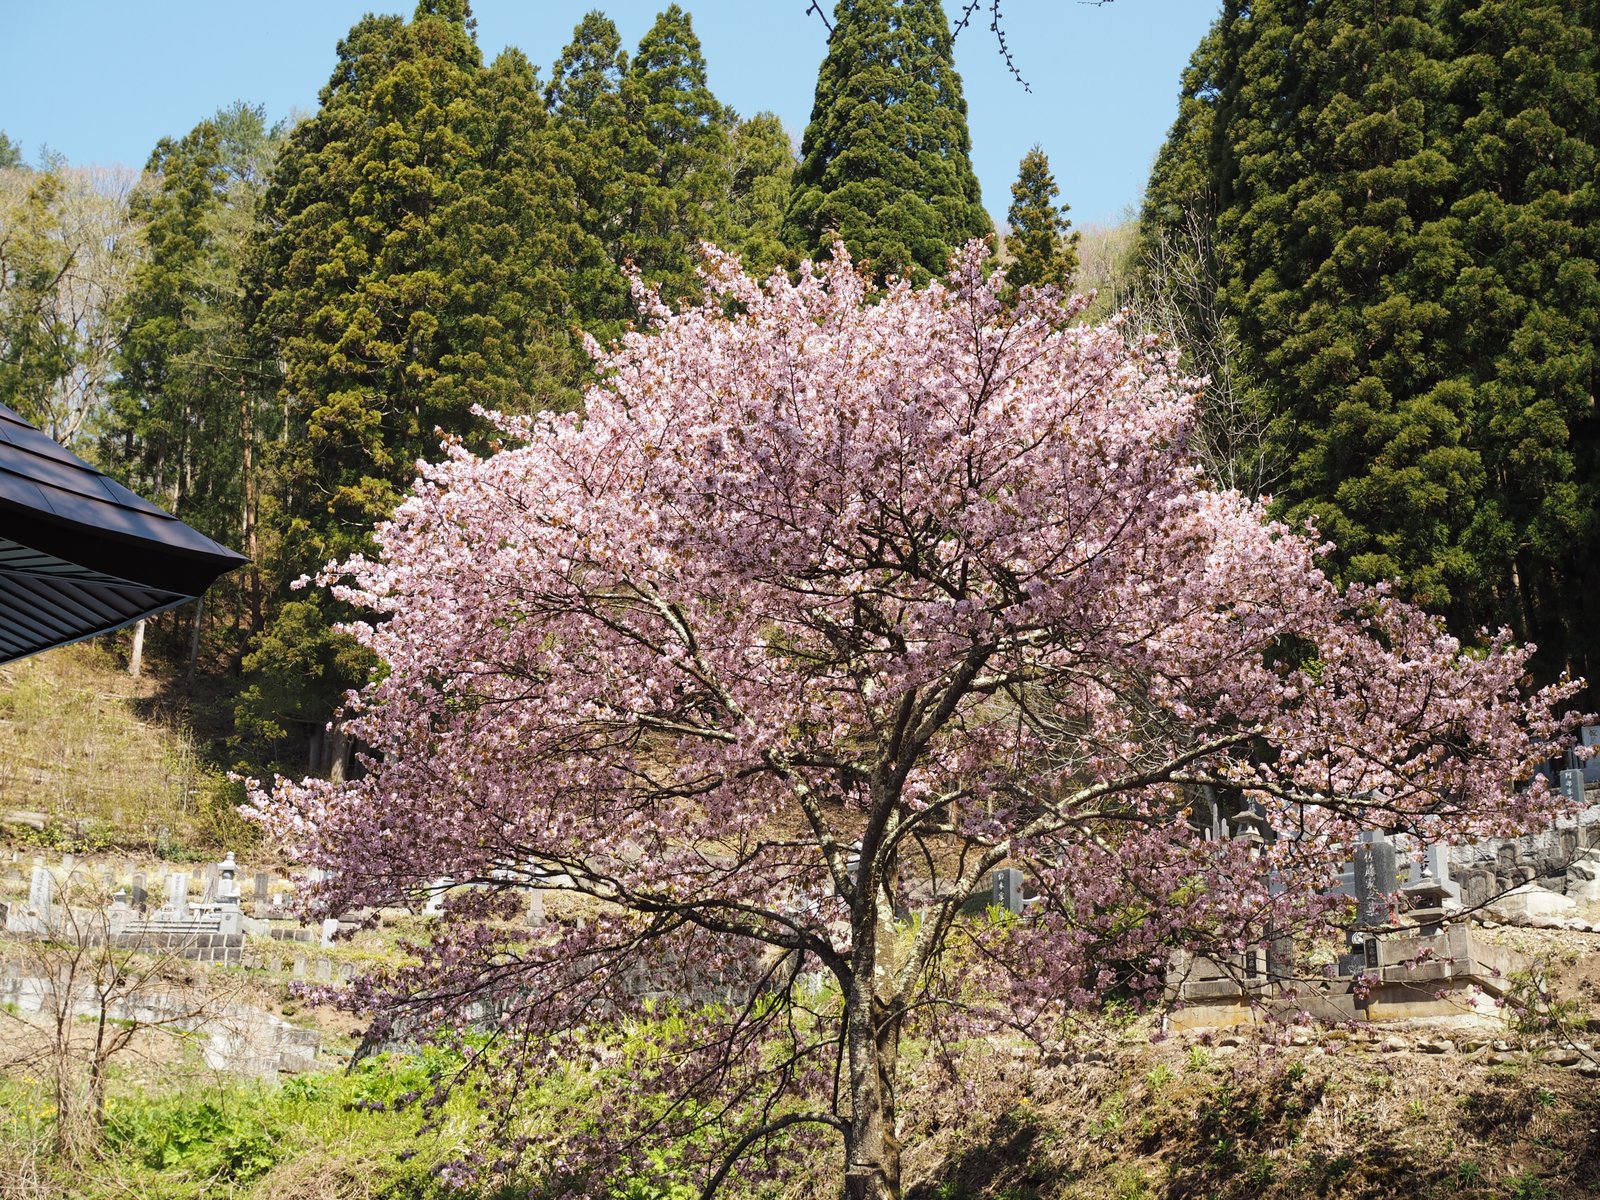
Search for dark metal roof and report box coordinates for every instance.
[0,402,247,664]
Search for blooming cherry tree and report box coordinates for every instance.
[252,245,1579,1200]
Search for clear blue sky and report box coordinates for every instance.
[0,1,1218,228]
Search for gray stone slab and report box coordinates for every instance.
[1354,837,1397,928]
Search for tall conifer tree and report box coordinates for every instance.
[241,1,593,755]
[619,5,731,301]
[545,10,632,329]
[1143,0,1600,695]
[726,112,797,277]
[785,0,991,282]
[1004,144,1077,291]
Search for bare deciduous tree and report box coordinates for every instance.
[0,164,139,449]
[1128,200,1280,499]
[0,871,250,1166]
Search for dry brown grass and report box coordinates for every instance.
[0,643,242,851]
[900,1022,1600,1200]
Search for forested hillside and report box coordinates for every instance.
[3,3,807,777]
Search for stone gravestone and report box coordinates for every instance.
[162,872,191,920]
[1353,835,1398,930]
[107,889,133,935]
[1581,725,1600,785]
[1561,769,1586,807]
[1188,785,1227,842]
[1457,866,1493,910]
[214,853,243,935]
[28,865,54,926]
[527,889,545,927]
[254,872,271,919]
[991,868,1025,916]
[130,872,148,912]
[1265,937,1293,981]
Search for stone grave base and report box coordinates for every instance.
[1165,924,1525,1032]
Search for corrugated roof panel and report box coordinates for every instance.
[0,403,245,664]
[0,402,246,570]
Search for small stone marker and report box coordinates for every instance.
[1354,835,1398,929]
[28,865,54,915]
[165,872,191,919]
[131,872,148,911]
[527,889,545,927]
[1561,768,1586,806]
[991,868,1025,915]
[254,871,270,918]
[321,917,340,948]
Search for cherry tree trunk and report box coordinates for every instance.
[844,1001,904,1200]
[844,882,905,1200]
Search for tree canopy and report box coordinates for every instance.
[238,1,598,749]
[1142,0,1600,698]
[253,245,1575,1200]
[1004,143,1077,292]
[785,0,992,281]
[0,163,137,449]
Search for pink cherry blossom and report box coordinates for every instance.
[250,243,1583,1200]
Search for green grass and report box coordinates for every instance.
[1,1050,500,1200]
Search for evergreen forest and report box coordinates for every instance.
[3,0,1592,784]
